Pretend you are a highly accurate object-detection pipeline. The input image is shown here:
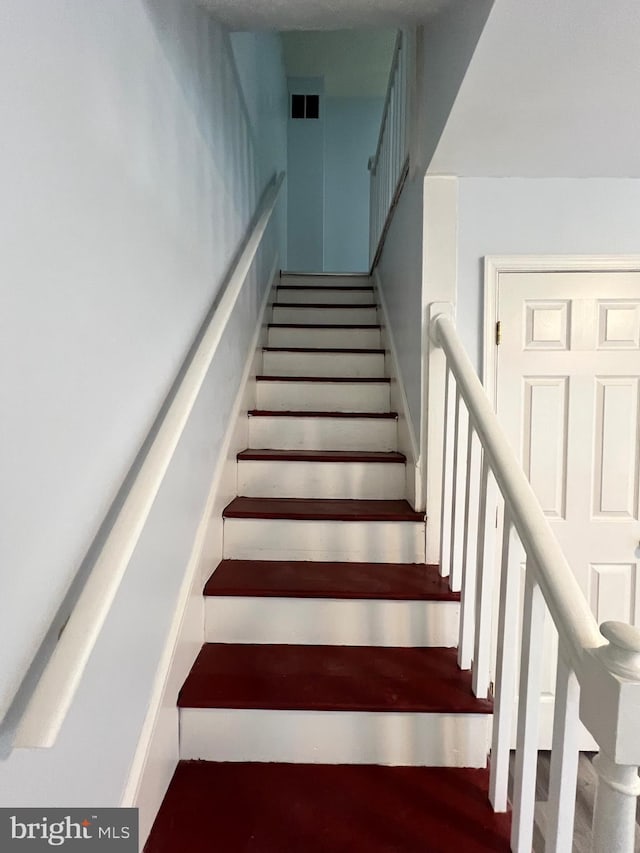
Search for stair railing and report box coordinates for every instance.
[430,308,640,853]
[368,29,410,271]
[9,171,286,749]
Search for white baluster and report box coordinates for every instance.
[381,131,388,218]
[511,570,545,852]
[390,76,398,190]
[458,426,481,669]
[398,41,406,164]
[369,169,375,265]
[472,457,498,699]
[385,118,391,212]
[439,369,455,578]
[449,392,469,591]
[489,511,521,811]
[545,654,579,852]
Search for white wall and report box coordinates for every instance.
[373,1,492,442]
[324,97,383,272]
[430,0,640,177]
[0,0,286,806]
[377,176,424,439]
[457,179,640,371]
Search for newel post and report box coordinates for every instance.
[582,622,640,853]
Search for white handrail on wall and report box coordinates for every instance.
[430,309,640,853]
[368,29,409,269]
[13,171,286,749]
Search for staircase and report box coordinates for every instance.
[145,274,512,852]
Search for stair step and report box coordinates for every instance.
[248,409,397,418]
[275,302,378,308]
[256,377,391,413]
[145,762,511,853]
[247,410,398,452]
[237,450,406,499]
[223,497,423,522]
[268,324,381,348]
[222,499,425,562]
[237,449,405,463]
[276,285,374,304]
[263,346,384,352]
[281,273,371,287]
[180,644,488,713]
[205,560,457,600]
[178,645,491,764]
[277,285,373,290]
[272,305,378,325]
[203,561,459,646]
[256,375,390,383]
[262,348,385,377]
[277,286,373,290]
[269,323,380,329]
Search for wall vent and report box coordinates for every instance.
[291,94,319,120]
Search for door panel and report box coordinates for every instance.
[522,377,568,518]
[496,270,640,747]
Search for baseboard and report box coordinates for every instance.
[373,270,421,510]
[121,258,280,848]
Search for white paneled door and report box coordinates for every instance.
[496,270,640,744]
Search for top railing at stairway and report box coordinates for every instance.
[430,308,640,853]
[7,172,286,749]
[368,30,410,271]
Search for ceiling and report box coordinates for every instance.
[282,30,397,97]
[198,0,449,30]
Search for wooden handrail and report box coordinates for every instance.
[431,310,640,851]
[13,171,285,748]
[431,312,604,668]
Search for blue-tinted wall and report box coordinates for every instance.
[286,76,324,271]
[285,80,383,273]
[324,97,383,272]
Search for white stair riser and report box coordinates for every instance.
[268,327,381,348]
[248,416,397,452]
[223,518,426,562]
[272,306,378,325]
[263,350,385,378]
[205,598,460,647]
[180,708,491,767]
[256,381,390,413]
[281,275,370,288]
[276,288,374,305]
[237,460,405,499]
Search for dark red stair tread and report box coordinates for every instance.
[145,762,511,853]
[263,347,384,353]
[256,375,389,383]
[204,560,460,601]
[277,284,374,290]
[237,449,405,463]
[275,302,377,308]
[223,497,424,521]
[269,323,380,329]
[178,645,492,713]
[248,409,398,419]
